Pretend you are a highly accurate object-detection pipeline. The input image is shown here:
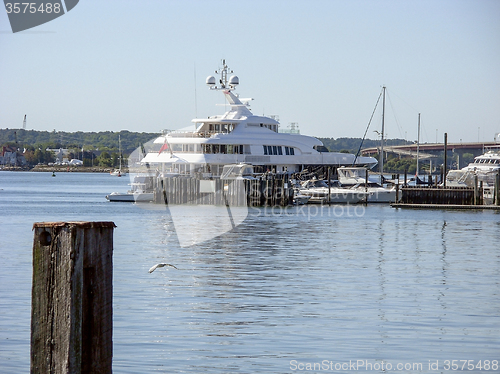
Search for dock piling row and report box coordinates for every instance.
[153,174,293,207]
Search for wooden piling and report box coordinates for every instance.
[31,221,115,374]
[496,172,500,206]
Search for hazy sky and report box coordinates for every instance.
[1,0,499,143]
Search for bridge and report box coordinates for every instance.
[361,141,500,159]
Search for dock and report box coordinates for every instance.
[391,203,500,210]
[392,176,500,210]
[153,173,294,207]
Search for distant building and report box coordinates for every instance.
[46,148,70,164]
[0,146,27,166]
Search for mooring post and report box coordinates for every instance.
[31,221,115,374]
[473,175,479,206]
[496,171,500,206]
[443,133,448,188]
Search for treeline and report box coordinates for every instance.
[318,137,412,154]
[0,129,159,155]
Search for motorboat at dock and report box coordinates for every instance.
[298,179,369,204]
[337,167,398,203]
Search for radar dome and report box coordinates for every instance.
[229,75,239,86]
[206,76,216,86]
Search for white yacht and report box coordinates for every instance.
[446,148,500,188]
[337,167,397,203]
[138,60,377,176]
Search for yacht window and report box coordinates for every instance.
[263,145,268,155]
[272,146,278,155]
[172,144,182,152]
[220,145,227,154]
[285,146,290,155]
[290,147,295,155]
[239,145,244,154]
[215,124,220,132]
[209,124,214,132]
[188,144,194,152]
[278,146,283,155]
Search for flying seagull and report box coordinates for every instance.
[149,263,179,273]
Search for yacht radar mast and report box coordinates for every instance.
[206,59,239,90]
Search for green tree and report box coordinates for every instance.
[461,152,474,165]
[97,151,112,167]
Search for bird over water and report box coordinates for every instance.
[149,263,179,273]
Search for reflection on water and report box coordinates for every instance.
[1,172,499,373]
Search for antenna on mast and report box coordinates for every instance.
[23,114,26,130]
[206,59,239,90]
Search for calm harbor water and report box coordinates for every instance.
[0,171,499,373]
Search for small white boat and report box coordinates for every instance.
[338,167,398,203]
[106,174,154,202]
[106,191,153,202]
[110,169,126,177]
[298,180,368,204]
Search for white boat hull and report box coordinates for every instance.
[361,187,397,203]
[106,192,153,202]
[299,188,368,204]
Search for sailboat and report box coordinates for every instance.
[110,135,127,176]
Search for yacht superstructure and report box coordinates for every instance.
[446,148,500,188]
[140,60,377,176]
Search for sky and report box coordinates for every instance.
[1,0,499,143]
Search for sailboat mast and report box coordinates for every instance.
[416,113,420,177]
[380,86,386,176]
[119,134,122,170]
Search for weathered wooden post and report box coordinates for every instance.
[496,171,500,206]
[473,175,479,206]
[31,221,115,374]
[327,167,331,206]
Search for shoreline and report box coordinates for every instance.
[1,165,129,173]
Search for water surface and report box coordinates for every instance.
[0,171,499,373]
